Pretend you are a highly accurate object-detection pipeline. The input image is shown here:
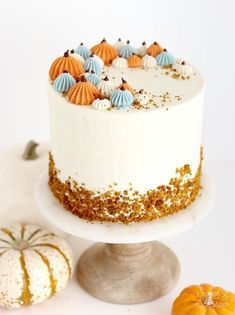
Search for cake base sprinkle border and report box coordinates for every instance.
[48,151,202,224]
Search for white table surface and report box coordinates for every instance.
[0,144,234,315]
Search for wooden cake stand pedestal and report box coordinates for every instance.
[77,241,179,304]
[36,173,214,304]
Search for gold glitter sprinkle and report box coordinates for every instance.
[48,149,203,224]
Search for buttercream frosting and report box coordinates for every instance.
[49,50,84,81]
[84,71,101,86]
[138,41,147,56]
[91,39,118,65]
[156,49,175,66]
[113,38,125,52]
[134,89,150,106]
[96,76,116,97]
[118,78,136,95]
[53,71,76,93]
[84,54,103,75]
[84,71,101,85]
[120,41,137,59]
[110,88,134,108]
[174,61,194,76]
[93,54,104,67]
[147,42,163,57]
[128,54,142,68]
[48,76,204,191]
[102,65,203,108]
[92,98,111,110]
[112,56,128,69]
[70,49,85,65]
[142,54,157,69]
[75,43,91,60]
[67,75,101,105]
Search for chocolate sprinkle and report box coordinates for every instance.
[64,50,69,57]
[80,75,87,82]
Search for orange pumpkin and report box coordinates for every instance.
[172,284,235,315]
[147,41,163,57]
[49,50,84,81]
[91,38,118,65]
[118,78,136,95]
[67,75,101,105]
[128,54,142,68]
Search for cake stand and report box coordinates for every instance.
[35,172,214,304]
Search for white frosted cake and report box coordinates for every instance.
[48,39,204,224]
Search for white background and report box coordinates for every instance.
[0,0,235,314]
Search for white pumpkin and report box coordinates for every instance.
[0,141,64,234]
[0,223,74,309]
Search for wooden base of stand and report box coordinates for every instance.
[77,241,180,304]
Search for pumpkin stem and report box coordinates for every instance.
[203,292,214,307]
[22,140,39,160]
[13,239,29,251]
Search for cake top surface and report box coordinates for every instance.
[48,39,204,112]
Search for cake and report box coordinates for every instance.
[48,39,204,224]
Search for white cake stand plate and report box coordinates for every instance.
[36,172,214,304]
